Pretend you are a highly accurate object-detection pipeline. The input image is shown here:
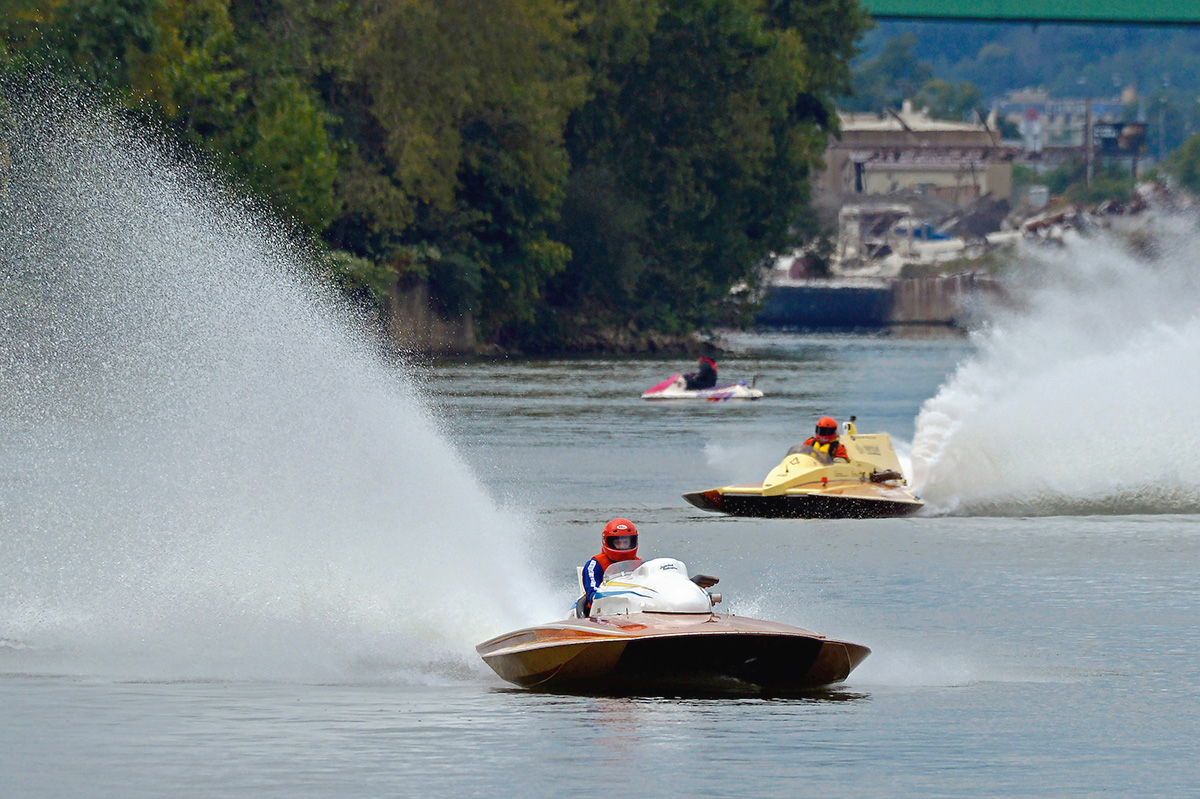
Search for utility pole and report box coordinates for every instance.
[1086,98,1093,187]
[1160,73,1169,162]
[1159,103,1166,162]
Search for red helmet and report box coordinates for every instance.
[815,416,839,443]
[601,518,639,562]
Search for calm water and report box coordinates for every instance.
[5,335,1199,798]
[3,82,1198,798]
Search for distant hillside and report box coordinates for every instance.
[859,21,1200,103]
[849,20,1200,157]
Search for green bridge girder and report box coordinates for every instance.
[862,0,1200,25]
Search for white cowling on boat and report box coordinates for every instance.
[579,558,715,617]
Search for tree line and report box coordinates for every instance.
[1,0,867,352]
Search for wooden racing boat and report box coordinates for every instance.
[477,558,869,696]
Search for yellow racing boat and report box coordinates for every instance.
[684,433,923,519]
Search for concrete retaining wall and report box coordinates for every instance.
[758,273,999,330]
[887,273,988,326]
[386,280,475,355]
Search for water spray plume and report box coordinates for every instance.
[912,220,1200,516]
[0,77,555,681]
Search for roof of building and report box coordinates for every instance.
[839,101,994,134]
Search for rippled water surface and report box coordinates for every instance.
[5,338,1200,798]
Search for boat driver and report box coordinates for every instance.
[579,518,639,617]
[788,416,849,463]
[682,356,717,390]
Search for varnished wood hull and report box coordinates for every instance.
[477,613,870,697]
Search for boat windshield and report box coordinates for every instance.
[602,559,642,580]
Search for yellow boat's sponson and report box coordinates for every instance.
[684,483,922,519]
[684,433,923,519]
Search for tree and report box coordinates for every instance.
[1,1,341,237]
[1040,157,1134,205]
[244,79,339,230]
[1163,133,1200,195]
[915,79,983,121]
[541,0,867,346]
[40,0,162,93]
[331,0,586,337]
[846,32,932,114]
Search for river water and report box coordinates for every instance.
[3,84,1199,797]
[5,335,1198,798]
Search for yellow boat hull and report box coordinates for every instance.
[684,433,923,519]
[684,480,923,519]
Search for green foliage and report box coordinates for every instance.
[426,253,482,318]
[845,32,931,113]
[1011,163,1037,188]
[1039,158,1135,206]
[330,0,584,337]
[1163,134,1200,195]
[996,115,1020,140]
[1068,172,1134,206]
[542,0,867,346]
[318,248,398,311]
[2,0,341,240]
[140,0,245,144]
[844,34,985,123]
[245,79,340,230]
[43,0,163,93]
[1039,160,1082,196]
[915,79,982,121]
[2,0,869,351]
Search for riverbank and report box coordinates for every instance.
[386,280,723,358]
[386,189,1180,356]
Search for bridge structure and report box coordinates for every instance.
[861,1,1200,25]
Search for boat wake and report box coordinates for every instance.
[0,78,557,683]
[911,219,1200,516]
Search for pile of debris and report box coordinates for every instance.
[776,179,1190,285]
[1016,181,1177,244]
